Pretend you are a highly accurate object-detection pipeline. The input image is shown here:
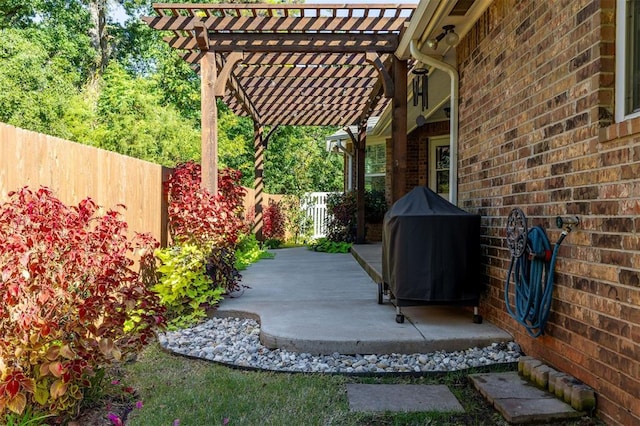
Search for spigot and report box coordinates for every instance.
[555,216,580,233]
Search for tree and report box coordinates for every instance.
[0,28,81,137]
[64,63,201,167]
[264,126,343,194]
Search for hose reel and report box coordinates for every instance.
[504,208,576,338]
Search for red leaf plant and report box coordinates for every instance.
[0,187,165,419]
[164,162,247,249]
[262,201,286,242]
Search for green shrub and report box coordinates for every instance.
[154,245,225,329]
[282,195,314,245]
[234,234,274,271]
[309,238,352,253]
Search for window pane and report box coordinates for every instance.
[365,144,386,174]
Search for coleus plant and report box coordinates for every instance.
[164,162,247,249]
[157,163,247,327]
[262,201,286,242]
[0,187,165,419]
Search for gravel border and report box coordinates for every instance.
[158,317,522,374]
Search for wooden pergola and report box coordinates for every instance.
[144,3,416,242]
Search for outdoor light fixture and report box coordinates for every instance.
[412,61,428,111]
[426,25,459,50]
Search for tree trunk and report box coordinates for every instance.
[88,0,109,86]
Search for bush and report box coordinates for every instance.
[234,234,274,271]
[154,245,226,329]
[262,201,286,243]
[0,187,164,420]
[325,192,357,243]
[157,162,249,327]
[164,161,246,249]
[364,189,388,223]
[282,195,314,245]
[309,238,352,253]
[324,191,389,242]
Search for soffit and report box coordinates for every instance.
[144,3,417,126]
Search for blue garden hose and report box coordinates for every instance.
[505,226,567,338]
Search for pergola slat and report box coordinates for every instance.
[144,15,407,33]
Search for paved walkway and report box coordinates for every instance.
[216,247,511,355]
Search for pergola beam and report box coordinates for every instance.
[163,33,399,53]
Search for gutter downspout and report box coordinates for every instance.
[409,40,459,205]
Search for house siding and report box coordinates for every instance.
[456,0,639,424]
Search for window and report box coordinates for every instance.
[365,143,385,191]
[429,136,450,200]
[616,0,640,121]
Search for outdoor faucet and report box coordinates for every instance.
[555,216,580,233]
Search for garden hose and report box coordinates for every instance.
[504,225,568,338]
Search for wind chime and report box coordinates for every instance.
[412,62,428,126]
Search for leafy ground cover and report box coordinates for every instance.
[85,345,601,426]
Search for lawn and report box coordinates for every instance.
[106,344,603,426]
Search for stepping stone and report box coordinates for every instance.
[346,384,464,413]
[469,371,583,424]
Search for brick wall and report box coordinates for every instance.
[456,1,639,424]
[405,121,450,193]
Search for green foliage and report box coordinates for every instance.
[3,406,53,426]
[309,238,352,253]
[264,126,343,194]
[0,28,82,137]
[263,239,282,249]
[0,1,348,189]
[234,234,275,271]
[364,189,388,223]
[324,191,389,242]
[282,195,314,245]
[154,245,225,329]
[72,63,201,167]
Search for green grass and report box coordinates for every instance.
[123,345,603,426]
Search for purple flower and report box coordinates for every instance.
[135,400,144,409]
[173,420,180,426]
[223,418,229,425]
[111,380,120,385]
[107,413,123,426]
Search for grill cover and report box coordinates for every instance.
[382,186,481,305]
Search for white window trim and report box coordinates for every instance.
[616,0,640,122]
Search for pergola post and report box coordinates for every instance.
[355,120,367,244]
[391,56,408,202]
[253,121,265,241]
[200,51,218,194]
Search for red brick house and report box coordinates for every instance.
[144,2,637,423]
[372,0,638,424]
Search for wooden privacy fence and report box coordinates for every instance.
[0,123,286,246]
[0,123,171,246]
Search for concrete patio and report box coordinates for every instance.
[216,246,511,355]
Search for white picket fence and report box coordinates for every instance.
[302,192,335,239]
